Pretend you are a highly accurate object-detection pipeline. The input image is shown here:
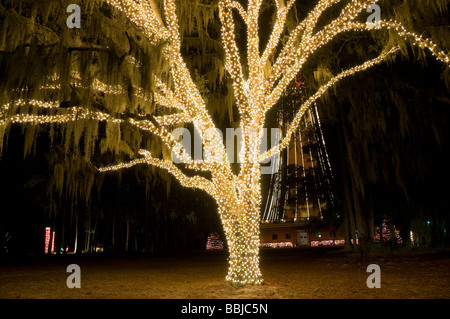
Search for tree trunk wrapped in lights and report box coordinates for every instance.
[0,0,449,286]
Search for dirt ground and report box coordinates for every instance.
[0,247,449,299]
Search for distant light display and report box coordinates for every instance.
[311,240,345,247]
[44,227,51,254]
[260,242,294,248]
[51,231,56,254]
[374,219,403,244]
[206,232,224,250]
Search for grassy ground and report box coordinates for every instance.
[0,247,449,299]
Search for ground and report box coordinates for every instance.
[0,247,449,299]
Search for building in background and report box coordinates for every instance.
[261,83,343,248]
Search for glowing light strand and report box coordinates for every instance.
[99,149,216,195]
[260,46,402,162]
[4,0,450,287]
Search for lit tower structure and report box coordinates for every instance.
[261,79,339,247]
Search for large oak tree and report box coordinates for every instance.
[0,0,448,285]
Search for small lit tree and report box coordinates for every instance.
[1,0,449,285]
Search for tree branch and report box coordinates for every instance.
[259,46,401,162]
[266,0,373,94]
[1,100,213,172]
[159,0,236,176]
[230,1,248,23]
[218,0,248,115]
[264,5,450,115]
[260,0,295,69]
[105,0,169,44]
[98,149,216,195]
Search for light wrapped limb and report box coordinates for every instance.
[218,0,248,114]
[164,0,230,144]
[105,0,169,44]
[301,0,346,41]
[378,20,450,65]
[265,15,450,114]
[0,100,214,173]
[260,46,401,162]
[127,117,214,172]
[267,0,378,93]
[260,0,295,68]
[246,0,267,116]
[154,76,232,170]
[1,107,124,126]
[230,1,248,23]
[98,149,215,195]
[265,0,344,91]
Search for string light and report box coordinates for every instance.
[206,232,224,250]
[2,0,449,286]
[260,46,402,162]
[11,73,151,103]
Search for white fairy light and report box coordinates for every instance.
[2,0,449,286]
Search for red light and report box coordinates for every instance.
[44,227,51,254]
[51,231,55,254]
